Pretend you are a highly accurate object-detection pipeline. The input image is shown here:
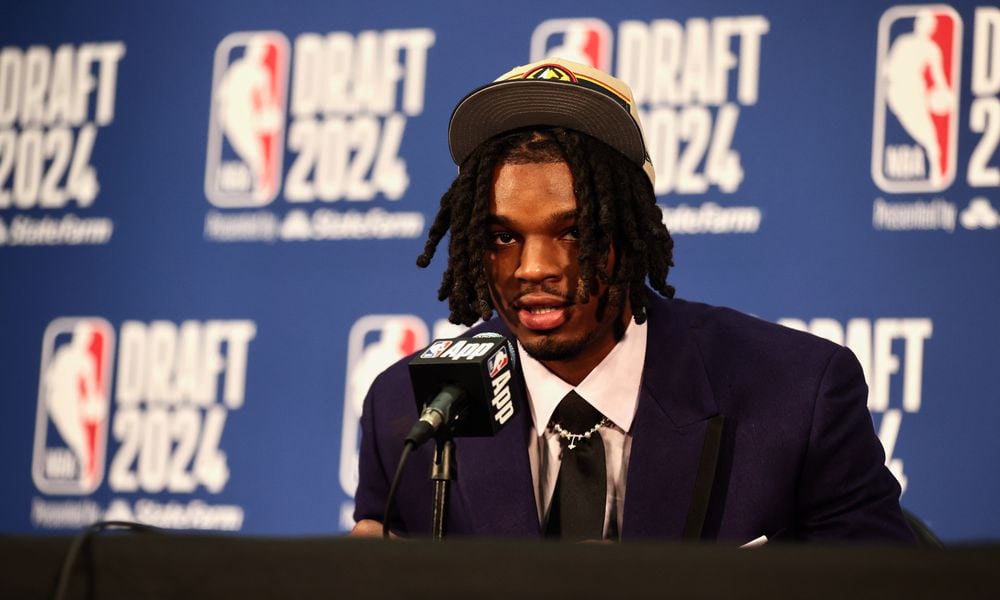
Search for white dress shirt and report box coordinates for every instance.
[520,319,647,539]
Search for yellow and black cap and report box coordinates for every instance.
[448,57,654,186]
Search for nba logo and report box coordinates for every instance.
[32,318,115,495]
[421,339,453,359]
[205,31,290,207]
[530,18,613,71]
[488,348,508,378]
[339,315,429,498]
[872,6,963,193]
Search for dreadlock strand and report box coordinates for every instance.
[590,141,619,289]
[637,177,675,300]
[551,129,598,305]
[621,166,654,322]
[416,178,459,268]
[442,157,481,324]
[469,142,502,322]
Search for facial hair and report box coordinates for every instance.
[517,284,626,362]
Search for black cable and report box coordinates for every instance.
[382,440,415,539]
[52,520,160,600]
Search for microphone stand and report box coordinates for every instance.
[430,434,456,541]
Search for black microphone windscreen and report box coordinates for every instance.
[407,334,522,437]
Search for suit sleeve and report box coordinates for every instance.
[353,375,391,524]
[796,346,915,542]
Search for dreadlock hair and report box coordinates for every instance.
[416,127,675,327]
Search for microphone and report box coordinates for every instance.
[404,332,521,447]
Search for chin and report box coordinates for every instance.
[518,332,589,362]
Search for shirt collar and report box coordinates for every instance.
[519,319,647,433]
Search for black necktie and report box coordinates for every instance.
[545,391,607,541]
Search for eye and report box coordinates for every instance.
[564,226,581,241]
[490,231,517,246]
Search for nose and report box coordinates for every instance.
[514,236,562,283]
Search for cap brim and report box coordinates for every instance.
[448,79,646,168]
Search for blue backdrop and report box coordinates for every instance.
[1,0,997,541]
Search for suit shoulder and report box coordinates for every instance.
[684,298,836,349]
[663,297,847,377]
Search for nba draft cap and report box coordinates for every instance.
[448,57,655,186]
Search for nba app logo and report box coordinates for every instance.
[205,31,290,207]
[488,347,508,378]
[420,340,452,359]
[32,318,115,495]
[339,316,428,498]
[530,18,613,71]
[872,6,962,193]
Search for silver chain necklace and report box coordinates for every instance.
[548,418,609,450]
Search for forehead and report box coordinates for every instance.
[489,160,578,220]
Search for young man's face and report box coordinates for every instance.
[486,160,630,383]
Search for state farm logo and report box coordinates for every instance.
[872,5,962,193]
[32,318,114,494]
[202,28,435,244]
[530,18,613,72]
[205,31,290,207]
[960,197,1000,229]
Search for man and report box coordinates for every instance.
[351,58,913,543]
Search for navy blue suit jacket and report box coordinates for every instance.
[354,295,914,542]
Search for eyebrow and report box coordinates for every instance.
[488,209,579,228]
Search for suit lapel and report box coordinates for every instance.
[622,297,723,540]
[452,387,539,536]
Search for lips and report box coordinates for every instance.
[514,294,569,331]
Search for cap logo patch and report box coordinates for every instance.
[524,65,576,82]
[517,64,632,113]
